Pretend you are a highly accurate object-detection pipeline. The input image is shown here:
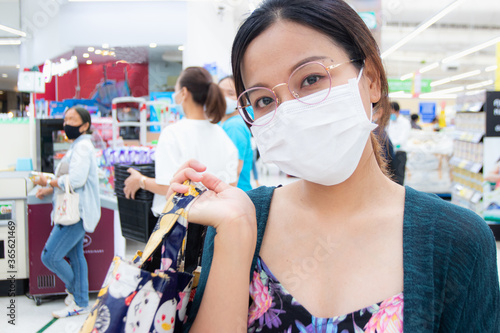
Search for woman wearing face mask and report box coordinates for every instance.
[33,107,100,318]
[219,75,254,191]
[171,1,499,332]
[123,67,238,217]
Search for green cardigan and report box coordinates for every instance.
[185,186,500,332]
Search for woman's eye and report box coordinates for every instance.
[301,74,323,88]
[255,96,274,109]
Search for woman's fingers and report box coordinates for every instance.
[201,173,232,193]
[167,168,204,197]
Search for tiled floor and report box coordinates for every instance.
[1,171,499,333]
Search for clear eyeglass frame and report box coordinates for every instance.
[237,59,361,126]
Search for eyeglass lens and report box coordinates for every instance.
[237,62,332,125]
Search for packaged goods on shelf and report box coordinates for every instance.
[404,130,453,194]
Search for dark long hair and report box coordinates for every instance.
[178,67,226,124]
[231,0,391,174]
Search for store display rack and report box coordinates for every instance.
[451,111,485,213]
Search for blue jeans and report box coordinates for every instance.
[41,220,89,307]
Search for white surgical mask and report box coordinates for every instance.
[225,97,238,115]
[251,68,377,186]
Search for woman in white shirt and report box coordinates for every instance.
[123,66,238,216]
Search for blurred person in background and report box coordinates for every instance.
[410,113,422,130]
[219,75,254,191]
[387,101,410,185]
[33,107,100,318]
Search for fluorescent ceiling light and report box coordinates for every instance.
[400,73,414,81]
[430,78,451,87]
[178,45,184,51]
[389,91,413,99]
[88,47,95,52]
[1,74,8,78]
[83,53,90,58]
[15,64,20,69]
[419,62,439,74]
[425,86,465,96]
[442,36,500,64]
[381,0,465,59]
[0,39,21,45]
[149,43,157,48]
[95,49,102,55]
[466,89,487,96]
[466,80,494,90]
[0,24,26,37]
[420,94,458,99]
[485,65,498,72]
[449,69,481,81]
[86,60,92,65]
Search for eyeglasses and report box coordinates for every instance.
[237,59,360,126]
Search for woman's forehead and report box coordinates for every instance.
[241,21,348,87]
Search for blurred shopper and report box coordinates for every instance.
[33,107,101,318]
[219,75,254,191]
[410,113,422,130]
[387,102,410,185]
[123,67,238,214]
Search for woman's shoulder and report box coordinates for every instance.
[246,186,277,226]
[405,186,494,251]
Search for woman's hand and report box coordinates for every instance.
[168,159,257,234]
[123,168,142,199]
[32,173,48,187]
[36,187,53,199]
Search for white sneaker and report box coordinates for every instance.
[64,289,75,306]
[52,304,89,318]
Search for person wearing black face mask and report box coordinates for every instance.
[32,106,101,318]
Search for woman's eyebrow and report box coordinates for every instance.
[246,56,329,90]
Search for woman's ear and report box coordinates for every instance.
[364,59,382,104]
[81,122,90,133]
[180,86,189,103]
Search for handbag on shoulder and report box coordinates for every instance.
[79,181,207,333]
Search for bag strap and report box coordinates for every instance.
[137,181,207,266]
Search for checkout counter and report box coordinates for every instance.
[0,171,125,305]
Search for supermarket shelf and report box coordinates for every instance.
[452,184,482,203]
[449,156,482,173]
[454,130,484,143]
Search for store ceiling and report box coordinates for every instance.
[0,0,499,98]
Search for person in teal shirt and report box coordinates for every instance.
[219,76,253,191]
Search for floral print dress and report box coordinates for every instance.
[248,257,404,333]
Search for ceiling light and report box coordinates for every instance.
[427,86,465,96]
[430,78,451,87]
[400,73,414,81]
[2,74,8,78]
[420,94,458,99]
[102,50,109,56]
[95,49,102,55]
[15,64,20,69]
[102,43,109,49]
[485,65,498,72]
[419,62,440,74]
[178,45,184,51]
[0,24,26,37]
[466,80,494,90]
[449,70,481,81]
[0,91,3,94]
[86,60,92,65]
[442,36,500,64]
[8,111,13,118]
[88,47,95,52]
[0,39,21,45]
[83,53,90,58]
[149,43,157,48]
[381,0,465,59]
[389,91,412,99]
[110,51,116,56]
[465,89,487,96]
